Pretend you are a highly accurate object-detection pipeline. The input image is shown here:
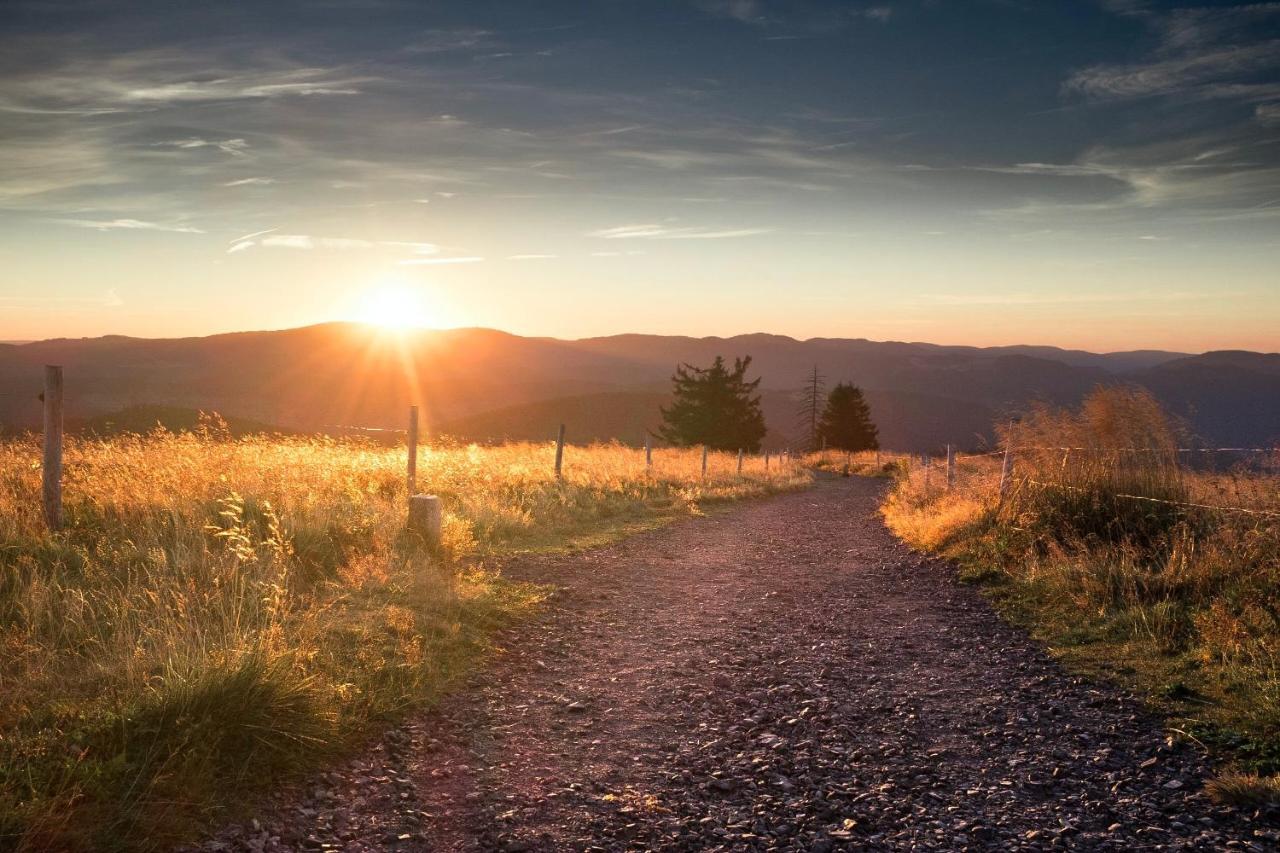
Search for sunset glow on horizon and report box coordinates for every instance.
[1,1,1278,352]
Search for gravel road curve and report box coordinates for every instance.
[199,476,1279,851]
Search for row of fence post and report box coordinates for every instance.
[906,439,1012,501]
[29,368,1014,535]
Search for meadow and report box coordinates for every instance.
[0,420,809,852]
[877,388,1280,803]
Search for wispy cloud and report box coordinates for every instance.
[0,53,368,116]
[1068,41,1280,100]
[51,218,203,233]
[227,233,440,255]
[1069,5,1280,101]
[119,75,364,105]
[589,223,771,239]
[155,137,249,156]
[223,177,275,187]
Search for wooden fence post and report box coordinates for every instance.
[407,405,419,496]
[42,365,63,531]
[644,434,652,469]
[737,448,743,476]
[764,450,770,472]
[946,443,956,490]
[555,423,566,479]
[999,434,1013,502]
[924,454,931,490]
[701,445,708,479]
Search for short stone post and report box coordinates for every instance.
[408,494,443,547]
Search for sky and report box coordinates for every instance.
[1,0,1278,352]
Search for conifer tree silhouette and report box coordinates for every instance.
[657,356,767,452]
[818,382,879,452]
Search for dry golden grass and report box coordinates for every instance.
[880,388,1280,780]
[1206,771,1280,807]
[0,423,809,852]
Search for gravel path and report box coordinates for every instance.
[201,476,1279,851]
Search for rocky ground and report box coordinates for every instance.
[197,476,1279,851]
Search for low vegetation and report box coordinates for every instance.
[0,419,809,852]
[880,387,1280,801]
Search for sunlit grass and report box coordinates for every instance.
[0,424,809,852]
[878,388,1280,794]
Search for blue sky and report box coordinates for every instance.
[1,0,1277,350]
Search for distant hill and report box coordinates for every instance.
[0,323,1274,450]
[1137,352,1280,447]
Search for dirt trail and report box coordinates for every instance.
[203,477,1278,851]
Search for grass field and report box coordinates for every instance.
[877,388,1280,804]
[0,421,809,852]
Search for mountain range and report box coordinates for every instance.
[1,323,1276,451]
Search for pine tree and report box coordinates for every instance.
[818,382,879,452]
[795,365,826,452]
[657,356,767,452]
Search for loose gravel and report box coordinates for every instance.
[197,476,1280,851]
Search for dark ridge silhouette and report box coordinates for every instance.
[0,323,1273,450]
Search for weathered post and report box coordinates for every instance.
[737,448,743,476]
[875,449,881,468]
[644,434,652,469]
[407,405,419,496]
[554,423,566,479]
[924,454,931,490]
[765,450,770,472]
[701,445,708,479]
[999,432,1013,502]
[946,443,956,490]
[407,495,443,547]
[42,365,63,531]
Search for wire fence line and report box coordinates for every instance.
[884,440,1279,522]
[1021,478,1280,520]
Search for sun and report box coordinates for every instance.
[356,284,430,329]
